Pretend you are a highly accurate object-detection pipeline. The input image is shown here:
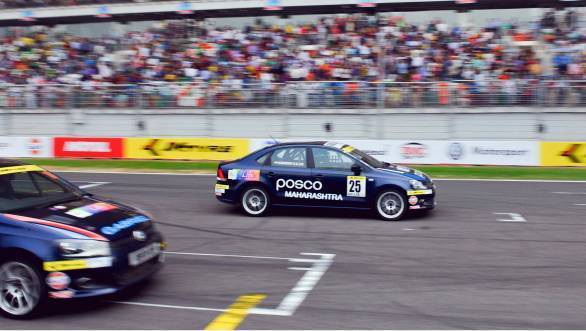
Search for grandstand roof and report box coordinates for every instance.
[0,0,583,27]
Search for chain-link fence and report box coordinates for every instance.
[1,80,585,110]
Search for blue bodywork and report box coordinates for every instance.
[215,142,436,212]
[0,161,164,300]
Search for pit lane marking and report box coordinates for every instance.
[204,294,267,330]
[494,213,527,222]
[112,252,335,317]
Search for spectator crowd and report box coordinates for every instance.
[0,11,584,108]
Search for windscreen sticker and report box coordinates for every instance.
[228,169,260,181]
[347,176,366,197]
[342,146,355,153]
[65,202,117,219]
[0,165,43,175]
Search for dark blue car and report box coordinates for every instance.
[216,142,436,220]
[0,159,164,318]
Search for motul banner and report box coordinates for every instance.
[54,137,124,158]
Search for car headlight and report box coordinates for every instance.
[409,179,428,190]
[56,239,111,258]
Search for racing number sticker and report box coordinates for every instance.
[347,176,366,197]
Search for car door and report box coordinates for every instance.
[264,146,314,205]
[310,147,370,207]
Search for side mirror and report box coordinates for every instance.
[351,164,362,175]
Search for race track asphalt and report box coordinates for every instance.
[3,172,586,330]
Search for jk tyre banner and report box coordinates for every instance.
[125,138,250,161]
[541,142,586,166]
[54,137,124,158]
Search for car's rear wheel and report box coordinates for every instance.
[0,259,45,319]
[241,187,270,217]
[375,189,407,221]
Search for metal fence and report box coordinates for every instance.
[1,81,585,110]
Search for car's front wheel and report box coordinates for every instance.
[0,259,45,319]
[375,189,407,221]
[241,187,270,217]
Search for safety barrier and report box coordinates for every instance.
[1,81,585,110]
[2,136,586,167]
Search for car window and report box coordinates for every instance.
[0,170,79,213]
[256,152,270,166]
[270,147,307,168]
[312,148,356,171]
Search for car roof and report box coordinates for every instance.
[268,141,327,148]
[0,159,29,168]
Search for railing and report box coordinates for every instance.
[1,81,585,110]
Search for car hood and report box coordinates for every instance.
[6,196,151,241]
[374,164,429,182]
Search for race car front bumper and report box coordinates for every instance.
[44,234,165,299]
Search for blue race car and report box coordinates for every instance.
[215,142,436,220]
[0,159,164,319]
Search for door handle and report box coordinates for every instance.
[315,174,324,180]
[267,172,275,177]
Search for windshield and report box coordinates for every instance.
[0,167,82,213]
[345,146,387,168]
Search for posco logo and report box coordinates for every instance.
[276,179,323,191]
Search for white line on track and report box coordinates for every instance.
[111,301,226,312]
[74,181,111,189]
[552,192,586,195]
[111,251,335,317]
[55,170,586,183]
[575,204,586,206]
[494,212,527,223]
[165,251,291,260]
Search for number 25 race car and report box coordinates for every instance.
[0,160,165,319]
[215,142,436,220]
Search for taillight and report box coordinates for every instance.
[217,167,227,181]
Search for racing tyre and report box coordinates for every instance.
[375,189,407,221]
[241,186,270,217]
[0,258,46,319]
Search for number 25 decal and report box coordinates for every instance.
[347,176,366,197]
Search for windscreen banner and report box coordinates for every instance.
[124,138,250,161]
[0,137,53,158]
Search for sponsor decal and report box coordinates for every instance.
[276,179,323,191]
[409,196,419,206]
[541,142,586,166]
[400,143,428,159]
[65,202,117,219]
[409,205,422,210]
[0,165,43,175]
[3,214,108,241]
[407,189,433,196]
[347,176,366,198]
[284,191,343,201]
[342,146,355,153]
[46,272,70,291]
[228,169,260,181]
[49,290,75,299]
[43,257,113,272]
[448,142,464,160]
[101,215,150,236]
[125,138,250,161]
[215,184,229,196]
[54,137,124,158]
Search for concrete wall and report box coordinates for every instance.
[1,108,585,141]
